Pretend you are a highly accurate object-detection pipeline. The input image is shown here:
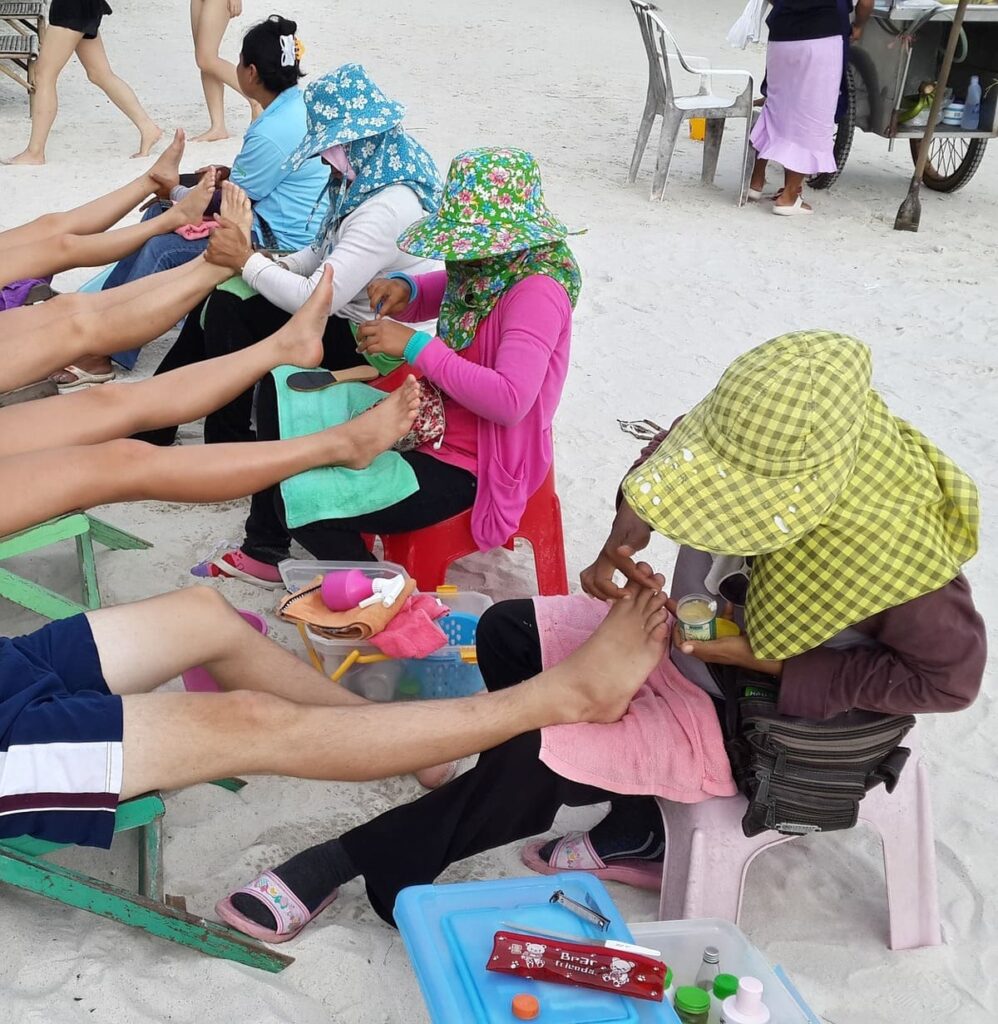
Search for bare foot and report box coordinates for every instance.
[269,266,332,369]
[170,168,217,225]
[2,150,45,166]
[132,124,164,159]
[334,375,421,469]
[191,127,230,143]
[219,179,253,241]
[540,586,670,725]
[147,129,185,185]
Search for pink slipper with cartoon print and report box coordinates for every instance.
[520,830,662,892]
[215,870,338,944]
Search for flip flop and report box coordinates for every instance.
[53,365,115,393]
[215,870,339,944]
[286,365,380,392]
[190,545,285,590]
[520,830,662,892]
[772,195,813,217]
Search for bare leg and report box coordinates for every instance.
[0,130,183,255]
[82,585,671,798]
[2,25,81,166]
[0,267,332,457]
[750,156,768,193]
[1,256,233,392]
[0,376,421,536]
[191,0,242,141]
[0,172,215,287]
[76,34,162,158]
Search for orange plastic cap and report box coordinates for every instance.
[512,993,540,1020]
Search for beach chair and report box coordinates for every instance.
[0,1,46,37]
[0,783,293,972]
[0,26,37,110]
[654,730,941,950]
[628,1,754,204]
[0,513,152,621]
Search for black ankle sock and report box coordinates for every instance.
[230,839,359,931]
[539,798,665,866]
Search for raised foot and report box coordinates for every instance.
[272,265,333,369]
[147,128,185,182]
[544,586,670,726]
[219,179,253,240]
[172,168,217,224]
[132,125,164,159]
[335,375,420,469]
[2,150,45,166]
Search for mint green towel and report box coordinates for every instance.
[200,277,258,328]
[272,365,419,529]
[346,319,405,377]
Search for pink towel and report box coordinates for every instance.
[369,594,449,658]
[537,595,737,803]
[175,217,219,241]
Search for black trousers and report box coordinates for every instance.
[241,374,478,563]
[133,291,362,446]
[339,599,617,924]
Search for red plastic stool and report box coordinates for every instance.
[370,466,569,595]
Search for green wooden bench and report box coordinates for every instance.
[0,513,151,621]
[0,786,292,972]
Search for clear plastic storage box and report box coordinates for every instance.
[279,559,492,702]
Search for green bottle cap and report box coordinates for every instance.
[714,973,739,1000]
[398,677,421,696]
[675,986,710,1013]
[665,967,674,988]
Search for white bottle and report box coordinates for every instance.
[720,977,770,1024]
[962,76,982,130]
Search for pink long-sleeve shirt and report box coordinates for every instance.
[399,270,573,550]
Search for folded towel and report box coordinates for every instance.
[175,217,218,241]
[369,594,449,658]
[277,573,418,640]
[272,365,419,528]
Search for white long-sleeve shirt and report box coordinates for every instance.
[241,184,438,324]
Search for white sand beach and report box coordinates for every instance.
[1,1,996,1020]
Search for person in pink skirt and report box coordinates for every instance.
[749,0,874,215]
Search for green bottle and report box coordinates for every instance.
[674,985,710,1024]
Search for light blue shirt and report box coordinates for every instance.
[230,86,329,251]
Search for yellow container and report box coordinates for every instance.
[689,117,706,141]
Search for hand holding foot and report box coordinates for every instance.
[170,168,216,226]
[269,266,333,369]
[333,375,421,469]
[539,583,671,726]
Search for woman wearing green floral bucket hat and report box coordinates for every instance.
[264,146,582,561]
[216,331,985,935]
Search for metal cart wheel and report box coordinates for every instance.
[809,64,857,190]
[910,136,988,192]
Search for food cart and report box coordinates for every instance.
[810,0,998,192]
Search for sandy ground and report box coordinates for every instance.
[1,1,996,1021]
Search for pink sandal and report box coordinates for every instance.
[520,830,662,892]
[215,870,338,944]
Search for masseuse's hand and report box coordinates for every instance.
[581,500,661,601]
[227,0,243,16]
[205,217,254,273]
[367,277,412,319]
[355,318,416,359]
[674,626,783,679]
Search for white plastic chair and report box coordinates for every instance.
[628,1,754,204]
[655,729,942,951]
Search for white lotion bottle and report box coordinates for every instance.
[719,977,770,1024]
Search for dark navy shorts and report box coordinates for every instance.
[0,614,122,849]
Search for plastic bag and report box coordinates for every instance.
[726,0,766,49]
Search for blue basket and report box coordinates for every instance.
[400,611,484,700]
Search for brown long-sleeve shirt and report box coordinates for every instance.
[621,425,987,720]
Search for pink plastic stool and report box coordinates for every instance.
[656,729,941,950]
[181,609,268,692]
[370,465,569,596]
